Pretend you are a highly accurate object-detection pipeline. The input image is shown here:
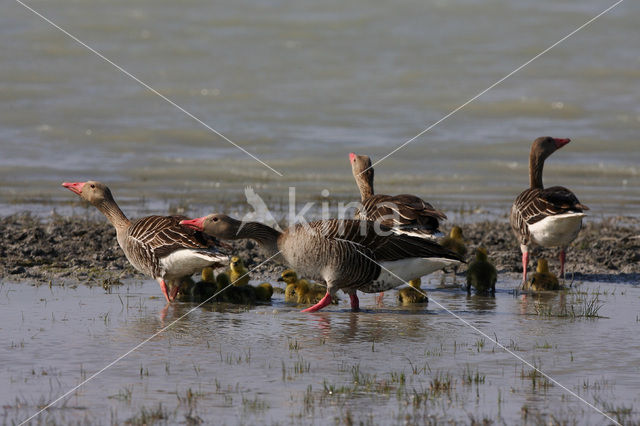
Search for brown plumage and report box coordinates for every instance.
[509,137,588,284]
[180,215,462,313]
[349,153,446,239]
[62,181,228,302]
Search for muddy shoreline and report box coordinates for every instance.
[1,213,638,286]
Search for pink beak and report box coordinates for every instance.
[179,216,206,231]
[62,182,85,195]
[349,152,356,161]
[553,138,571,149]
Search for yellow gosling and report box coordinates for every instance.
[398,278,428,304]
[291,280,327,305]
[284,282,297,303]
[278,269,335,305]
[440,226,467,258]
[215,272,255,304]
[524,258,560,291]
[216,272,231,290]
[189,278,218,303]
[278,269,300,302]
[279,269,313,302]
[201,267,216,283]
[254,283,274,302]
[227,256,250,287]
[466,247,497,295]
[440,226,466,285]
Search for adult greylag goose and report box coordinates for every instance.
[62,181,229,302]
[180,214,463,312]
[349,153,446,239]
[509,137,589,284]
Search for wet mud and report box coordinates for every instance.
[1,213,638,285]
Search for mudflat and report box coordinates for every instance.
[1,213,638,285]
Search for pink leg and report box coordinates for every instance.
[376,292,384,305]
[349,293,360,312]
[302,292,332,312]
[157,278,171,303]
[559,249,566,281]
[521,251,529,284]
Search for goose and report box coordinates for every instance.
[349,152,446,239]
[62,181,228,302]
[466,247,497,295]
[509,137,589,283]
[180,214,463,312]
[524,258,560,291]
[397,280,428,304]
[349,152,448,301]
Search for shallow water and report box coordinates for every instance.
[1,0,639,220]
[1,276,639,425]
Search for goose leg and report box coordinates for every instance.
[520,245,529,285]
[349,292,360,312]
[301,292,332,312]
[157,278,171,303]
[376,292,384,306]
[559,249,566,283]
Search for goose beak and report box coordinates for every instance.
[349,152,356,161]
[179,217,206,231]
[62,182,85,195]
[552,138,571,149]
[277,277,285,282]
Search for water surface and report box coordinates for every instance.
[1,0,639,219]
[1,278,639,424]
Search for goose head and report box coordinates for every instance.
[277,269,298,284]
[531,137,570,163]
[180,214,242,239]
[62,180,115,206]
[349,152,374,197]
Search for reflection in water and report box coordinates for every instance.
[465,294,497,312]
[518,291,566,316]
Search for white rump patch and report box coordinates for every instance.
[160,250,228,278]
[364,257,461,292]
[529,212,584,247]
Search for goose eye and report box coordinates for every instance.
[90,184,95,189]
[212,217,219,222]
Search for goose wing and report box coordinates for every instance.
[311,219,462,263]
[358,194,446,236]
[126,216,229,270]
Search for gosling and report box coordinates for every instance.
[524,259,560,291]
[466,247,497,295]
[398,279,428,304]
[440,225,467,284]
[278,269,334,305]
